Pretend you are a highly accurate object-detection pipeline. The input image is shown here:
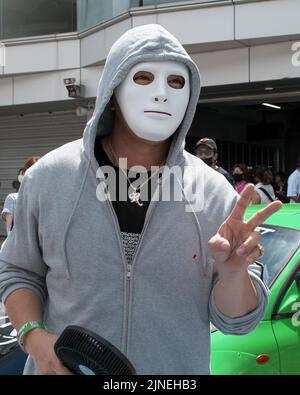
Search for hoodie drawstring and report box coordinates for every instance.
[61,161,91,279]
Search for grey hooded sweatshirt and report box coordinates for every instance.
[0,24,268,375]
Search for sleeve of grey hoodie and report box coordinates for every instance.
[208,264,269,335]
[0,173,48,305]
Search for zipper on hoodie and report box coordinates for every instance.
[104,197,133,356]
[126,264,132,280]
[97,169,134,357]
[123,206,157,356]
[121,185,161,355]
[103,175,161,356]
[125,263,132,353]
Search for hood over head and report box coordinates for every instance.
[83,24,201,168]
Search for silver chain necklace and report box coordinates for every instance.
[107,139,165,206]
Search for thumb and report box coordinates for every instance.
[208,233,231,259]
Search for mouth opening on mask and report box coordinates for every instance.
[144,111,171,116]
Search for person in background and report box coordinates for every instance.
[1,157,40,236]
[274,171,289,203]
[287,157,300,203]
[195,137,235,187]
[252,165,276,204]
[11,168,25,193]
[1,185,20,236]
[232,163,250,194]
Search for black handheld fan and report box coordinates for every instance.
[54,325,136,375]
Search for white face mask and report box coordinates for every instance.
[115,61,190,142]
[18,175,24,183]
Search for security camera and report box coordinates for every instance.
[66,84,83,98]
[63,78,76,85]
[63,78,84,98]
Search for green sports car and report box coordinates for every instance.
[211,204,300,375]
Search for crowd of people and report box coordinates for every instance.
[194,137,300,205]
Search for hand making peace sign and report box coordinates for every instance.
[208,184,283,275]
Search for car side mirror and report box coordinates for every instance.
[276,280,300,315]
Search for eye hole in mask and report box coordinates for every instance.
[115,61,190,142]
[133,71,185,89]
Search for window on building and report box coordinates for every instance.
[76,0,189,32]
[0,0,76,40]
[0,0,190,40]
[77,0,139,32]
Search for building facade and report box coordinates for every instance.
[0,0,300,234]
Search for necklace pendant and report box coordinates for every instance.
[129,191,143,206]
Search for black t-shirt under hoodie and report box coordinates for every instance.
[94,136,160,265]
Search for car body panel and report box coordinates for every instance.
[245,204,300,230]
[272,317,300,374]
[211,321,280,375]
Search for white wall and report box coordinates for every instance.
[156,3,234,46]
[13,69,81,104]
[235,0,300,42]
[192,48,249,86]
[250,41,300,81]
[2,38,80,75]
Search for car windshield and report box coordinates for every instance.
[257,225,300,287]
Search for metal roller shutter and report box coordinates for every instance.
[0,111,87,236]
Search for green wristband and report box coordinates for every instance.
[17,321,47,352]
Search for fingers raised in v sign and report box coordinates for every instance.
[246,200,282,231]
[227,184,255,222]
[227,183,282,230]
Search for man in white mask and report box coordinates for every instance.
[96,60,190,274]
[99,60,190,206]
[115,61,190,142]
[0,25,281,375]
